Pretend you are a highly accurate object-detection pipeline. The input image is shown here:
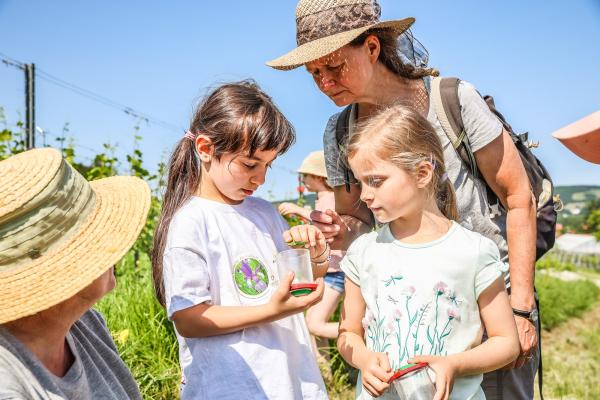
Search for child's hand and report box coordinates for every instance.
[283,224,328,261]
[268,271,324,317]
[359,350,393,398]
[278,202,304,217]
[408,355,456,400]
[310,209,344,243]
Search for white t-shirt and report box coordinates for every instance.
[340,222,507,400]
[163,196,328,400]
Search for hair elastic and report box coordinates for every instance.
[184,130,196,141]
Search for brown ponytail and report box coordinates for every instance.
[151,80,295,306]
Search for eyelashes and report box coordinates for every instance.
[366,176,383,188]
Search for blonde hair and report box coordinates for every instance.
[347,105,458,220]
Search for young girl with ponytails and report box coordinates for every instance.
[152,81,329,399]
[337,105,519,400]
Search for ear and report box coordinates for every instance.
[364,34,381,64]
[195,135,214,163]
[415,160,434,189]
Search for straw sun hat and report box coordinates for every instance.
[0,148,151,324]
[297,150,328,178]
[267,0,415,70]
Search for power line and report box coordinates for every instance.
[0,51,185,135]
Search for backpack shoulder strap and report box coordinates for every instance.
[335,105,354,193]
[431,77,479,179]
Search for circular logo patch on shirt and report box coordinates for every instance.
[233,257,270,297]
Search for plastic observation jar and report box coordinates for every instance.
[388,362,436,400]
[275,248,316,296]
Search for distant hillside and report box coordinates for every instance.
[555,185,600,204]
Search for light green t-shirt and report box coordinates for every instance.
[340,222,507,400]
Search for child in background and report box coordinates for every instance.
[279,150,344,365]
[337,105,519,399]
[279,151,345,341]
[151,80,330,399]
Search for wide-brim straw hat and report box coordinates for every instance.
[552,110,600,164]
[298,150,328,178]
[267,0,415,70]
[0,148,151,324]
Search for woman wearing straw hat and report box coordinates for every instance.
[268,1,540,399]
[0,148,150,399]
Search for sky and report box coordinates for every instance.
[1,0,599,201]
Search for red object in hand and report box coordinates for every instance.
[297,185,305,194]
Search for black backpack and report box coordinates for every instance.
[334,77,559,260]
[431,77,558,261]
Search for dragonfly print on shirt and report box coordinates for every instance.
[363,277,464,371]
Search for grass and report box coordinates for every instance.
[535,299,600,399]
[536,274,600,330]
[95,252,180,399]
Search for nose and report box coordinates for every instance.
[318,71,336,91]
[360,185,373,204]
[250,166,267,186]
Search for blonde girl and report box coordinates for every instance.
[337,105,519,400]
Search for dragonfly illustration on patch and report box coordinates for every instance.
[240,259,267,293]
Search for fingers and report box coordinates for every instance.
[304,278,325,306]
[375,352,392,374]
[307,226,317,248]
[363,374,389,398]
[432,378,449,400]
[310,210,332,224]
[282,230,293,244]
[277,271,295,289]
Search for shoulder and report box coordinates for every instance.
[0,334,47,397]
[167,198,210,249]
[323,112,341,143]
[348,230,379,254]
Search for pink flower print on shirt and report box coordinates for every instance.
[433,281,448,296]
[385,318,396,335]
[362,308,375,331]
[402,285,416,298]
[393,308,403,321]
[447,307,461,322]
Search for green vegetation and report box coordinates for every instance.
[96,253,180,399]
[536,274,600,330]
[536,297,600,400]
[554,185,600,204]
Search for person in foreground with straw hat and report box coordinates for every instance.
[267,1,540,399]
[0,148,150,399]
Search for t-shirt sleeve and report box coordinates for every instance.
[474,236,508,299]
[458,81,503,153]
[339,234,369,286]
[323,113,357,187]
[163,247,212,319]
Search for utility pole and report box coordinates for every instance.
[25,63,35,149]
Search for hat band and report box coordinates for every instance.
[0,159,96,270]
[296,2,381,46]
